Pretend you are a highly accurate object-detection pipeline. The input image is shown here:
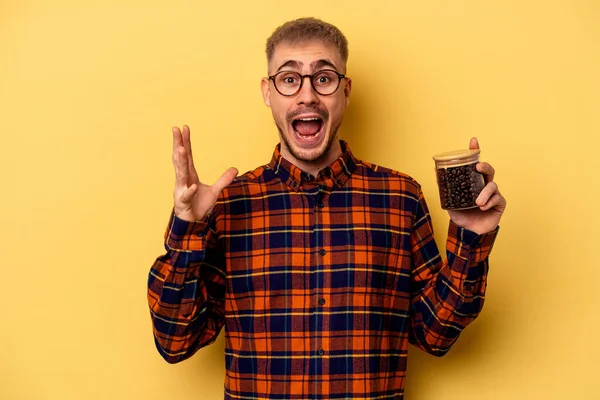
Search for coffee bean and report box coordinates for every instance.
[436,163,485,210]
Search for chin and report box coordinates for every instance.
[290,139,328,161]
[284,129,336,163]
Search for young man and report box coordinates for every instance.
[148,17,506,399]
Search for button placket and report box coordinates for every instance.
[316,183,326,209]
[310,183,327,383]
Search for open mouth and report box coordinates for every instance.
[291,117,324,142]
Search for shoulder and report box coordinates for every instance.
[219,163,276,200]
[354,158,423,198]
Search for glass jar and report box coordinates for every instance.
[433,149,485,210]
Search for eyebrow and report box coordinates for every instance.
[276,60,302,73]
[311,59,338,71]
[274,58,341,73]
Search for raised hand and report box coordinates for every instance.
[447,138,507,235]
[172,125,238,222]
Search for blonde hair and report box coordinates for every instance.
[266,17,349,65]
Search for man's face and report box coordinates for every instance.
[261,40,352,164]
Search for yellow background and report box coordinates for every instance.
[1,1,598,399]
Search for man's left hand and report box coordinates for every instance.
[447,138,507,235]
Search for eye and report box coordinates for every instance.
[313,71,337,86]
[277,72,300,86]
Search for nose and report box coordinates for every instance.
[296,76,320,105]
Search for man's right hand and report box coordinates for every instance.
[172,125,238,222]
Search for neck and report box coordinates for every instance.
[281,140,343,177]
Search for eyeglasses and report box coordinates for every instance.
[268,69,346,96]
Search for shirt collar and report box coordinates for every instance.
[268,140,358,191]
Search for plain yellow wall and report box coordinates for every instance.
[1,1,599,399]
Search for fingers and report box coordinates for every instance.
[172,127,184,172]
[172,126,183,153]
[173,126,236,200]
[182,126,200,185]
[181,125,200,182]
[182,125,193,159]
[476,162,495,183]
[470,137,493,181]
[469,137,479,150]
[212,167,239,194]
[173,125,200,185]
[466,137,506,214]
[174,146,189,187]
[479,192,506,212]
[475,181,506,210]
[179,183,198,204]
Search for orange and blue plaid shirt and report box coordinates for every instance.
[148,141,498,399]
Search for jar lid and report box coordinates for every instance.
[432,148,480,162]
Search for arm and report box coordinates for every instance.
[147,125,237,363]
[408,189,498,357]
[409,137,505,356]
[147,211,225,363]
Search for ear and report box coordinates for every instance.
[261,77,271,107]
[343,77,352,107]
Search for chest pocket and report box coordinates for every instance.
[329,227,401,292]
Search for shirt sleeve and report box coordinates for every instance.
[408,187,498,357]
[147,209,226,363]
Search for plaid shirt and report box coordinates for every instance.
[148,141,498,400]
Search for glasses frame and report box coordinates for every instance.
[268,69,346,97]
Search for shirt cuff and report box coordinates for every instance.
[446,220,499,264]
[164,210,211,252]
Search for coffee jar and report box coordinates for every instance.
[433,149,485,210]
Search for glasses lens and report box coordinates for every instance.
[274,72,302,96]
[312,70,340,95]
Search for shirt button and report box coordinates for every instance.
[318,202,325,208]
[319,249,326,256]
[318,349,325,356]
[291,181,297,187]
[319,298,326,305]
[197,231,204,237]
[465,283,473,292]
